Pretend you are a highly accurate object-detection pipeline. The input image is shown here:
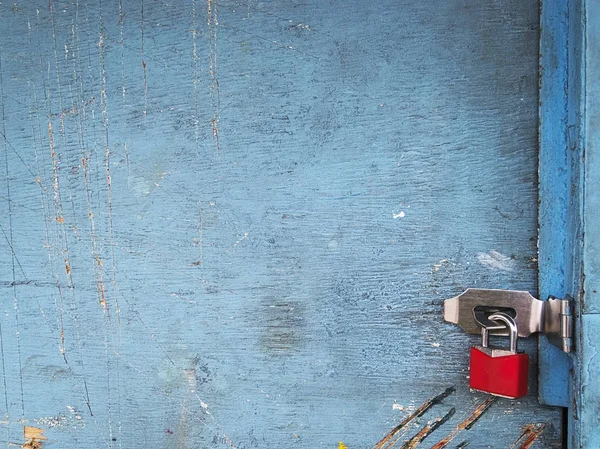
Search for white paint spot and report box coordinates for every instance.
[431,342,441,348]
[34,416,67,428]
[200,401,209,409]
[393,211,406,219]
[432,259,449,272]
[393,403,416,412]
[477,250,516,272]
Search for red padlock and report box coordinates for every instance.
[469,312,528,399]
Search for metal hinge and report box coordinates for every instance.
[444,289,573,353]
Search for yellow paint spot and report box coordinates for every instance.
[56,216,64,224]
[338,442,348,449]
[23,426,46,449]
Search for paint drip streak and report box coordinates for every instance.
[372,387,455,449]
[400,408,456,449]
[429,397,497,449]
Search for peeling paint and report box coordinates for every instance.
[476,251,516,272]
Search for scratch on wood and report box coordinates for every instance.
[23,426,46,449]
[194,209,203,266]
[99,0,119,319]
[208,0,221,154]
[372,387,455,449]
[192,0,200,150]
[509,424,545,449]
[81,157,107,309]
[400,408,455,449]
[124,143,131,185]
[119,0,126,99]
[429,397,497,449]
[231,232,248,250]
[105,147,120,320]
[141,0,148,117]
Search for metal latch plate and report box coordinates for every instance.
[444,288,572,352]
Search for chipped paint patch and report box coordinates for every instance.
[509,424,544,449]
[429,397,497,449]
[476,251,516,272]
[23,426,46,449]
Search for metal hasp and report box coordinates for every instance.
[444,288,573,353]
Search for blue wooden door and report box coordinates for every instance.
[0,1,563,448]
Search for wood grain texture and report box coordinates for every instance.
[0,1,561,448]
[537,0,575,408]
[575,0,600,446]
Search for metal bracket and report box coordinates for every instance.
[444,289,573,353]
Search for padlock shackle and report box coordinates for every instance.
[488,312,518,353]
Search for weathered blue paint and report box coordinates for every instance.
[538,0,578,408]
[574,0,600,446]
[540,0,600,444]
[0,1,562,448]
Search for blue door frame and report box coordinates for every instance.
[539,0,598,446]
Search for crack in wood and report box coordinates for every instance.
[509,424,545,449]
[400,408,456,449]
[429,397,497,449]
[372,387,455,449]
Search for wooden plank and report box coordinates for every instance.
[0,1,561,448]
[538,0,578,408]
[574,0,600,446]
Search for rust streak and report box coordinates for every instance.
[400,408,455,449]
[23,426,46,449]
[429,397,497,449]
[510,424,545,449]
[372,387,455,449]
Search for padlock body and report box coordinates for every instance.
[469,346,528,399]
